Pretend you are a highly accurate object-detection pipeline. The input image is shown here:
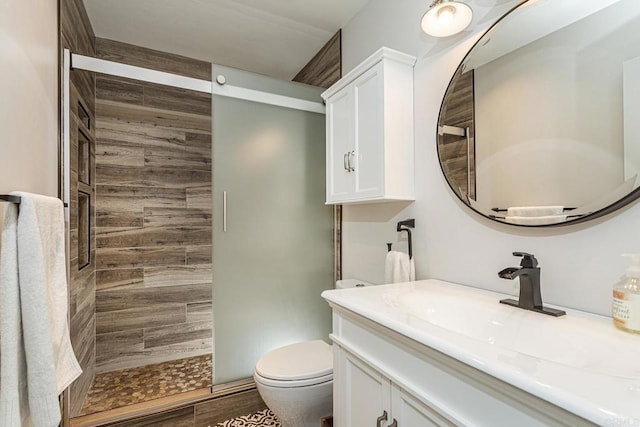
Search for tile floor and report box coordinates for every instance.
[215,409,280,427]
[80,354,212,415]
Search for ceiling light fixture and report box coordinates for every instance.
[421,0,473,37]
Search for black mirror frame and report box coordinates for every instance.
[436,0,640,227]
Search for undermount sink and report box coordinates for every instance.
[381,281,640,380]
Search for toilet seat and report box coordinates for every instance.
[254,340,333,388]
[254,370,333,388]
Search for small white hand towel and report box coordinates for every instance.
[505,215,567,226]
[0,203,30,426]
[384,250,415,284]
[1,192,82,427]
[506,206,564,217]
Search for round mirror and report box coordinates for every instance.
[438,0,640,226]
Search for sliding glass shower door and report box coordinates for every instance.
[212,71,334,384]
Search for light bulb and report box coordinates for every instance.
[437,6,455,27]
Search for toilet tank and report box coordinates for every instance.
[335,279,377,289]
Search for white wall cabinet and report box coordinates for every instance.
[322,47,416,204]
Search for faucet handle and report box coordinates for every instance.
[512,252,538,268]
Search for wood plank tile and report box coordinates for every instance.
[96,37,211,81]
[107,406,194,427]
[96,226,212,249]
[96,268,144,291]
[72,69,97,116]
[142,226,212,247]
[96,283,211,312]
[71,293,95,349]
[96,227,145,249]
[96,304,186,334]
[144,146,211,171]
[186,302,212,323]
[96,210,144,228]
[143,84,211,116]
[194,390,267,426]
[96,100,211,134]
[96,116,187,150]
[96,329,144,359]
[186,187,211,210]
[96,339,212,374]
[293,30,342,89]
[185,133,211,158]
[143,265,212,288]
[144,320,212,349]
[96,165,211,189]
[186,246,211,265]
[72,314,96,368]
[143,208,211,227]
[96,76,144,105]
[96,247,186,270]
[96,140,145,167]
[96,185,187,212]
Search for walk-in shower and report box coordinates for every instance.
[62,50,333,421]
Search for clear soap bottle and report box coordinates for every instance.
[612,254,640,334]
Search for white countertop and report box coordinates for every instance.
[322,279,640,426]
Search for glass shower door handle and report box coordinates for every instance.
[223,190,228,232]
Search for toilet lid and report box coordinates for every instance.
[255,340,333,381]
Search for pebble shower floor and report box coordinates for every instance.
[80,354,212,415]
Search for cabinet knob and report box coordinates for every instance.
[344,152,349,171]
[376,410,388,427]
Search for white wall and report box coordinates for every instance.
[0,0,59,200]
[340,0,638,316]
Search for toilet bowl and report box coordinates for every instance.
[254,279,376,426]
[254,340,333,427]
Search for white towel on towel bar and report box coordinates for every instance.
[505,215,568,225]
[0,192,82,427]
[506,206,564,217]
[0,202,30,426]
[385,250,415,284]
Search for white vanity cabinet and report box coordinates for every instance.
[322,47,416,204]
[328,306,596,427]
[336,344,454,427]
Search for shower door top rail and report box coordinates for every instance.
[70,52,325,114]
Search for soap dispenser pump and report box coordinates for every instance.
[612,254,640,334]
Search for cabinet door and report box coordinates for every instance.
[341,350,391,427]
[353,63,384,199]
[326,88,354,202]
[391,386,456,427]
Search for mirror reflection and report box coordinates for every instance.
[438,0,640,226]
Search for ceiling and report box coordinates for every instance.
[83,0,370,80]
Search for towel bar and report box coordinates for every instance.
[491,207,576,213]
[0,194,68,207]
[0,195,21,204]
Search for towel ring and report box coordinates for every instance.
[386,219,415,259]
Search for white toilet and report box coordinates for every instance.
[254,340,333,427]
[254,279,374,427]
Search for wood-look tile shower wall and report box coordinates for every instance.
[93,39,213,374]
[61,0,97,416]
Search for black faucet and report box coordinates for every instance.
[498,252,565,317]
